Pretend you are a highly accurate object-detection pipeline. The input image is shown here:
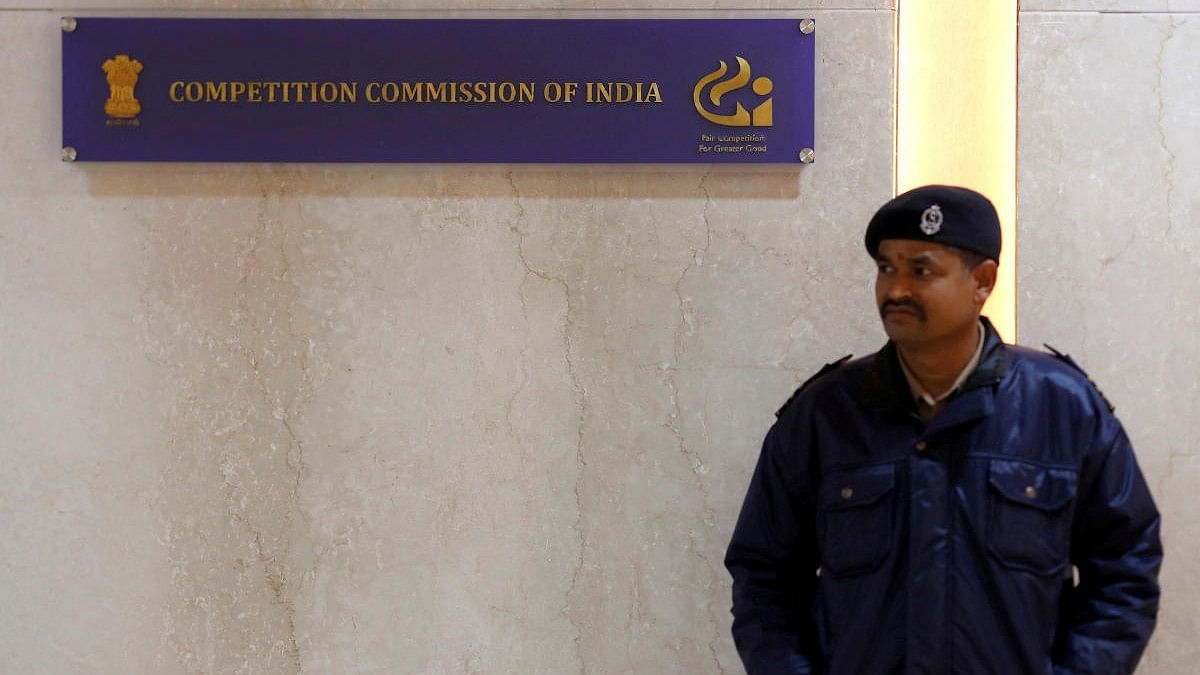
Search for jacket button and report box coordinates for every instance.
[1025,486,1038,498]
[915,440,927,452]
[840,487,854,499]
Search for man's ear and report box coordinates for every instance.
[973,259,999,304]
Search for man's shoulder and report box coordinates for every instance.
[1006,343,1116,413]
[774,353,869,418]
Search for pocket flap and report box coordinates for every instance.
[988,459,1077,511]
[823,464,896,510]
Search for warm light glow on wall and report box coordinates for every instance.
[897,0,1017,341]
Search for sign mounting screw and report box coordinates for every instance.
[61,17,77,32]
[799,19,815,35]
[62,147,77,162]
[798,148,815,164]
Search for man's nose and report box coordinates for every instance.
[885,276,913,299]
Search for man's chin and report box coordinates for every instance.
[881,318,922,343]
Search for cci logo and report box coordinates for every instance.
[693,56,773,128]
[102,54,143,120]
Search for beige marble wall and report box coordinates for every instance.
[1018,9,1200,674]
[1023,0,1197,10]
[0,6,895,674]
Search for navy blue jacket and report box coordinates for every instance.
[725,320,1161,674]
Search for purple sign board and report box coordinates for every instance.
[63,18,815,163]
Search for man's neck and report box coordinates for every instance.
[896,321,984,400]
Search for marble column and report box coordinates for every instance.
[1019,4,1200,672]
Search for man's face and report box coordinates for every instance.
[874,239,995,347]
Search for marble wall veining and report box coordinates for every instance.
[0,6,894,674]
[1018,8,1200,674]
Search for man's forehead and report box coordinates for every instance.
[876,239,956,260]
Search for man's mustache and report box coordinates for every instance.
[880,299,926,321]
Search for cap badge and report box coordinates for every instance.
[920,204,943,235]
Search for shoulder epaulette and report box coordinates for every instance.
[775,354,853,418]
[1043,344,1115,412]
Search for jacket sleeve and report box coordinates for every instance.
[724,414,822,675]
[1054,422,1162,675]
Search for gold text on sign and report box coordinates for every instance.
[170,81,360,104]
[167,79,666,106]
[365,81,537,104]
[584,82,662,104]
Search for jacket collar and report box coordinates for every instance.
[856,316,1009,420]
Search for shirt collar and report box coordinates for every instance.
[897,319,985,407]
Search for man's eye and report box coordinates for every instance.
[914,267,931,277]
[877,264,894,274]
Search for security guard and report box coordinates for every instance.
[725,185,1162,674]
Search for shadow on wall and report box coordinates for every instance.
[80,163,805,200]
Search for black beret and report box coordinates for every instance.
[864,185,1001,262]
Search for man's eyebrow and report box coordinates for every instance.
[908,253,939,265]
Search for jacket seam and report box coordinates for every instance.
[960,453,1077,470]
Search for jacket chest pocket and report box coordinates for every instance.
[820,464,896,576]
[987,459,1078,575]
